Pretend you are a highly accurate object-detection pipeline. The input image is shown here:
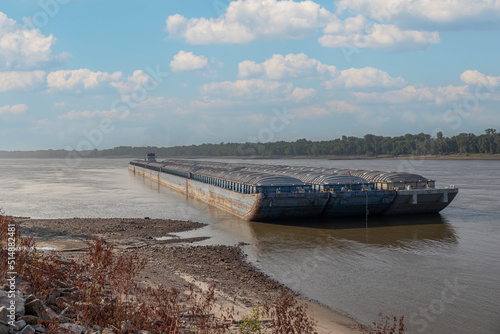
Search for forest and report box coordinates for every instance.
[1,129,499,159]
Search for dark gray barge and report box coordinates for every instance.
[129,157,458,221]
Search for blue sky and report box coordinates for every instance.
[0,0,499,150]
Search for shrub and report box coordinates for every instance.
[361,313,406,334]
[240,305,264,333]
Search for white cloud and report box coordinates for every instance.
[54,101,66,108]
[58,109,129,120]
[110,70,156,94]
[290,87,316,102]
[190,98,244,110]
[202,79,293,100]
[0,12,70,69]
[238,53,404,89]
[170,51,208,72]
[460,70,500,87]
[0,71,45,92]
[325,100,359,113]
[289,106,330,119]
[336,0,500,28]
[47,69,122,91]
[45,69,158,95]
[319,23,439,50]
[289,100,360,119]
[324,67,405,88]
[0,104,28,115]
[165,0,334,44]
[354,85,468,104]
[238,53,337,79]
[164,0,443,51]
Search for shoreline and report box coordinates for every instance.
[1,153,500,160]
[15,217,362,334]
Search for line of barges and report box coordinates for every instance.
[129,154,458,221]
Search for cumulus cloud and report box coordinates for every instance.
[325,100,359,113]
[0,71,46,92]
[323,67,406,88]
[190,98,244,110]
[47,69,122,91]
[335,0,500,28]
[45,69,157,95]
[164,1,441,51]
[110,70,156,95]
[238,53,404,88]
[0,12,70,69]
[58,109,129,120]
[170,51,208,72]
[290,87,316,102]
[202,79,293,100]
[238,53,337,79]
[201,78,316,104]
[290,100,360,119]
[460,70,500,87]
[165,0,334,44]
[319,23,439,50]
[353,85,468,104]
[0,104,28,115]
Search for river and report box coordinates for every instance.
[0,158,498,333]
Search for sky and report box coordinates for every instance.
[0,0,499,150]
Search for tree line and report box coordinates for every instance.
[1,129,498,159]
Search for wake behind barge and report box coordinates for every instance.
[129,155,458,221]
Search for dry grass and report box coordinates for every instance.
[360,313,406,334]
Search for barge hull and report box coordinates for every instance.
[323,191,396,217]
[130,164,395,220]
[382,188,459,215]
[131,164,258,219]
[129,162,458,220]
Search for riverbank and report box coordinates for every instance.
[234,153,500,160]
[2,153,500,160]
[152,153,500,160]
[15,217,362,334]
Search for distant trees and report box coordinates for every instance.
[0,130,499,158]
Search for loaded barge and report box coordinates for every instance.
[129,154,458,221]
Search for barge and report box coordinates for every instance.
[129,155,458,221]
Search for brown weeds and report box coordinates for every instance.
[266,291,317,334]
[361,313,407,334]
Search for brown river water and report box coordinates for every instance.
[0,158,499,333]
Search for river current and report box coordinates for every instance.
[0,158,499,333]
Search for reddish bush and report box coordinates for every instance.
[361,313,406,334]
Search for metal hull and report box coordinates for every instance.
[382,188,459,215]
[130,164,257,219]
[131,164,388,220]
[323,191,396,216]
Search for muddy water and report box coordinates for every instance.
[0,158,499,333]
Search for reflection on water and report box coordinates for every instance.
[248,214,458,250]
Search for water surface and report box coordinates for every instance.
[0,158,498,333]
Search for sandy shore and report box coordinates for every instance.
[16,217,362,334]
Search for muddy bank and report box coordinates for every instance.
[17,218,208,251]
[135,245,289,306]
[14,218,362,334]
